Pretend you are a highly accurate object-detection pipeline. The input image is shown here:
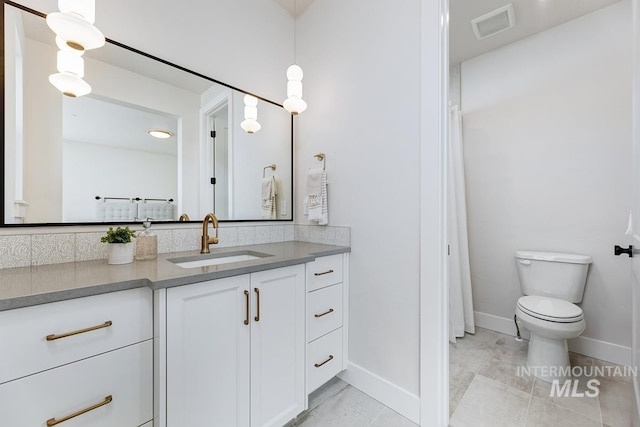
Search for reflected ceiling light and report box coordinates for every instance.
[241,94,262,134]
[47,0,105,52]
[56,36,85,56]
[148,129,174,139]
[283,0,307,115]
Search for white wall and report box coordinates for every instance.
[15,0,293,102]
[62,140,177,222]
[297,0,422,402]
[23,39,63,223]
[461,1,633,348]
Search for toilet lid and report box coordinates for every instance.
[517,296,583,323]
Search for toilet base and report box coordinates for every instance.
[526,333,571,383]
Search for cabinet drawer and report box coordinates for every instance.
[0,287,152,384]
[307,254,343,292]
[307,284,343,342]
[0,340,153,427]
[307,328,343,394]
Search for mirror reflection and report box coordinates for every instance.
[3,3,293,225]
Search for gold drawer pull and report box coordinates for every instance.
[314,355,334,368]
[314,269,334,276]
[254,288,261,322]
[46,395,113,426]
[314,308,334,318]
[46,321,113,341]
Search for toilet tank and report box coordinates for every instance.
[515,251,592,303]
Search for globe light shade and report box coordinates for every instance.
[241,119,261,134]
[283,97,307,116]
[287,80,303,98]
[58,0,96,23]
[56,36,85,56]
[49,72,91,97]
[57,50,84,77]
[286,64,304,81]
[244,105,258,121]
[46,12,105,51]
[243,94,258,106]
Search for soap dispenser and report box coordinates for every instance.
[135,218,157,261]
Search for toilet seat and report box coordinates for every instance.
[517,296,583,323]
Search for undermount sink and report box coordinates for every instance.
[169,251,273,269]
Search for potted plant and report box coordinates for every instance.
[101,226,137,265]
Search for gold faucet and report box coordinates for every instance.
[179,213,190,221]
[201,213,219,253]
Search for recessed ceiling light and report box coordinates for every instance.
[148,129,173,139]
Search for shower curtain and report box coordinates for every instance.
[448,105,475,343]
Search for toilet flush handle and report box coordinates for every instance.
[518,259,532,266]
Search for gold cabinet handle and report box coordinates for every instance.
[314,269,334,276]
[46,395,113,426]
[314,355,334,368]
[244,290,250,325]
[46,321,113,341]
[254,288,260,322]
[314,308,334,318]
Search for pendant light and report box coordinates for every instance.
[47,0,104,97]
[241,95,262,134]
[283,0,307,115]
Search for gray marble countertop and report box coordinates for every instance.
[0,241,350,311]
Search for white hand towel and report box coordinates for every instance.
[307,168,328,225]
[262,176,277,219]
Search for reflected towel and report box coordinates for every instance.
[262,176,277,219]
[307,168,328,225]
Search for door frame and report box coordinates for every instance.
[419,0,449,425]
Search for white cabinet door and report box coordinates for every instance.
[250,265,306,427]
[166,275,251,427]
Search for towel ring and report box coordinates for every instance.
[263,164,276,178]
[314,153,326,170]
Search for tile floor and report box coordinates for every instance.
[288,377,418,426]
[450,328,635,427]
[286,327,635,426]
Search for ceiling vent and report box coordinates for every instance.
[471,4,515,40]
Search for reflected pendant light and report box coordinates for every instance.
[241,95,262,134]
[283,0,307,115]
[49,49,91,97]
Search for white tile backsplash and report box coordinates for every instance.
[0,223,349,269]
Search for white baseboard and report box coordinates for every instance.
[337,362,420,424]
[474,311,632,366]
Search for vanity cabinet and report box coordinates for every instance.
[163,264,306,427]
[306,254,348,394]
[0,288,153,426]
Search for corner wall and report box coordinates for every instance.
[296,0,422,418]
[461,1,633,354]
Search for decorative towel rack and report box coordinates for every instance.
[314,153,326,170]
[95,196,174,203]
[263,164,276,178]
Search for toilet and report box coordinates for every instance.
[514,251,592,383]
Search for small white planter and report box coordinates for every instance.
[107,242,135,265]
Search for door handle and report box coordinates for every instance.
[254,288,260,322]
[614,245,633,257]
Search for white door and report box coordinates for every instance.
[632,1,640,424]
[250,265,306,427]
[166,275,251,427]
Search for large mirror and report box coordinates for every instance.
[3,1,293,225]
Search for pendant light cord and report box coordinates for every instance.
[293,0,297,64]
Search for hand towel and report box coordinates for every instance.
[262,176,277,219]
[307,168,328,225]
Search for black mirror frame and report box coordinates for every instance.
[1,0,294,227]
